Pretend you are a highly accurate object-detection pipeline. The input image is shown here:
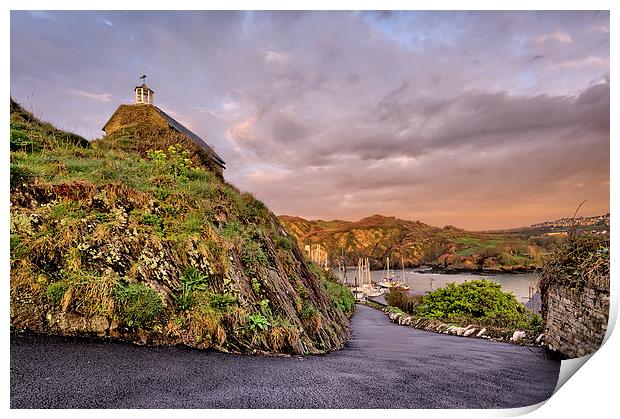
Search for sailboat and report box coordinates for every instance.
[379,256,394,288]
[399,257,410,290]
[350,258,364,300]
[379,256,409,290]
[351,258,383,298]
[360,258,383,297]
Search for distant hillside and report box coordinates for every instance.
[278,214,562,273]
[485,213,610,237]
[10,99,351,355]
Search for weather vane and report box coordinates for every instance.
[140,74,146,84]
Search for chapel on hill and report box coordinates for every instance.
[102,79,226,174]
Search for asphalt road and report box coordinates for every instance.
[10,304,560,408]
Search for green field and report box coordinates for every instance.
[454,237,503,256]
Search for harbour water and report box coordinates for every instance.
[336,268,539,302]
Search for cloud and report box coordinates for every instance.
[264,48,292,64]
[534,30,573,45]
[10,11,610,229]
[99,17,114,27]
[68,89,113,102]
[27,11,53,20]
[555,55,609,69]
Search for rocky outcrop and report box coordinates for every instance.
[10,180,350,354]
[10,101,352,355]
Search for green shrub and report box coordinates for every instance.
[240,193,268,221]
[183,212,204,234]
[65,158,100,175]
[322,279,355,317]
[249,279,261,296]
[385,286,423,315]
[50,202,85,220]
[241,241,269,276]
[47,282,69,305]
[154,187,170,201]
[221,221,244,241]
[147,144,193,180]
[113,282,164,328]
[386,306,406,315]
[247,313,270,331]
[307,261,355,316]
[172,267,208,311]
[529,313,543,332]
[10,125,40,152]
[275,236,292,251]
[142,213,163,233]
[308,261,334,282]
[417,279,529,329]
[187,167,215,183]
[209,292,237,310]
[299,299,317,319]
[10,234,24,257]
[539,234,610,293]
[10,163,33,189]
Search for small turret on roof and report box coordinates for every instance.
[135,83,154,105]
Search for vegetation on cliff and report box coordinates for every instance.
[308,262,355,317]
[10,100,350,355]
[538,234,610,294]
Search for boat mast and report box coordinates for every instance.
[325,246,329,270]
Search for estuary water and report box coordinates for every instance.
[336,269,539,302]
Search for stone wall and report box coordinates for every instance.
[542,282,609,358]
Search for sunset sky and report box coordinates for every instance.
[10,11,610,230]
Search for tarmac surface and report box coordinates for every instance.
[10,304,560,408]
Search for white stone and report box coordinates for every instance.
[389,313,401,322]
[463,328,477,337]
[476,328,487,337]
[511,330,527,342]
[454,327,467,336]
[536,334,545,344]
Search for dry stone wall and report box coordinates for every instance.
[542,282,609,358]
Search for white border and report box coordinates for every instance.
[3,1,616,418]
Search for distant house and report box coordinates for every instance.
[102,82,225,173]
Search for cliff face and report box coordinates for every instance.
[10,101,350,355]
[279,215,442,267]
[278,215,546,272]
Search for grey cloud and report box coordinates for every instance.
[10,11,609,229]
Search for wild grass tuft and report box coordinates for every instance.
[113,281,164,328]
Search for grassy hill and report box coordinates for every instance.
[10,99,352,355]
[278,214,558,272]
